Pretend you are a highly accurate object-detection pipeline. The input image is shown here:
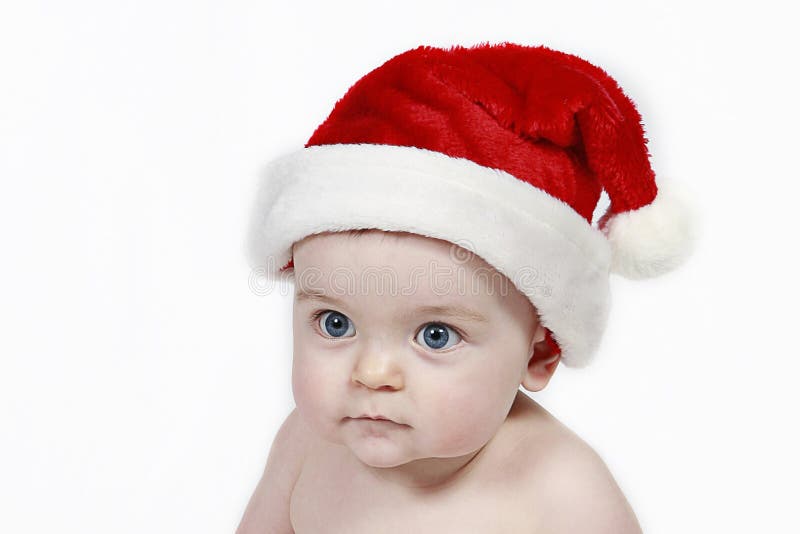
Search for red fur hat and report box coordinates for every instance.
[246,42,696,367]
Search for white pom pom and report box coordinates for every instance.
[600,178,698,280]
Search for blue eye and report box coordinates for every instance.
[416,323,462,351]
[316,310,356,338]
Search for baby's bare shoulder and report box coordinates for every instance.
[235,408,318,534]
[522,432,643,534]
[485,395,642,533]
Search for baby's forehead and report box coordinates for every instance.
[292,232,534,318]
[293,230,496,276]
[296,237,506,292]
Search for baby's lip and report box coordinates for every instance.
[357,413,393,421]
[350,414,409,426]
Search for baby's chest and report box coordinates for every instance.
[289,453,540,534]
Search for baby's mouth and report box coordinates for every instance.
[346,415,410,427]
[358,414,392,421]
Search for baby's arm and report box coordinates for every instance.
[235,408,314,534]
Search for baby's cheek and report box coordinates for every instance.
[291,360,313,407]
[423,380,497,455]
[292,357,328,412]
[292,356,348,436]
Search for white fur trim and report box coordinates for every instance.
[601,176,697,280]
[245,143,613,368]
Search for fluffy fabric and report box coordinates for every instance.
[246,143,613,368]
[245,42,697,369]
[305,42,659,223]
[599,177,698,279]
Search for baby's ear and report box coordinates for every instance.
[532,323,547,346]
[520,325,560,393]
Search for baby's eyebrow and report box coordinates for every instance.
[294,289,488,323]
[405,304,488,324]
[295,289,346,307]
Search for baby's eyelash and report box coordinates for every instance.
[308,308,466,341]
[308,309,328,330]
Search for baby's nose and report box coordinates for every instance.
[351,352,404,391]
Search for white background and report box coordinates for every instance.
[1,1,798,533]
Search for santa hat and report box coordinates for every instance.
[245,42,696,368]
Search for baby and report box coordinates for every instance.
[238,42,694,533]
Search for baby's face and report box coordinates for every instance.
[290,230,544,475]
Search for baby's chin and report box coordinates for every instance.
[340,423,415,468]
[302,419,408,468]
[350,445,413,469]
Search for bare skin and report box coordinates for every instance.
[288,390,641,533]
[237,230,642,533]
